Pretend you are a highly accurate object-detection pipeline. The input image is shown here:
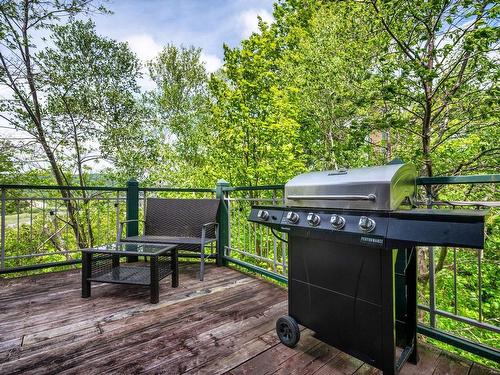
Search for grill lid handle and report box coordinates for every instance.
[287,194,377,201]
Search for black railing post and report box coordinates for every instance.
[215,179,230,267]
[126,179,139,262]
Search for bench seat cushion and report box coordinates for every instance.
[122,235,216,251]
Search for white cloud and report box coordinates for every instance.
[121,34,162,91]
[123,33,163,63]
[238,8,274,38]
[137,75,157,92]
[122,34,221,87]
[0,84,13,100]
[200,52,222,73]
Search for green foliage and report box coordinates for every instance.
[207,2,316,186]
[1,0,498,368]
[0,140,18,184]
[37,19,143,182]
[141,44,214,186]
[284,1,388,170]
[369,0,499,179]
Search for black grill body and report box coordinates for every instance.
[249,206,486,374]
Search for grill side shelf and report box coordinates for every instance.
[391,209,488,223]
[387,210,486,249]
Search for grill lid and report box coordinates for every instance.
[285,163,417,211]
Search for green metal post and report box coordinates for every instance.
[215,179,230,267]
[126,179,139,262]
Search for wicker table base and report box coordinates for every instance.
[81,243,178,303]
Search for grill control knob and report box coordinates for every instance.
[257,210,270,221]
[306,213,321,227]
[330,214,346,230]
[359,216,376,232]
[286,211,300,224]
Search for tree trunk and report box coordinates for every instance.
[20,0,87,249]
[435,247,448,274]
[72,120,94,247]
[421,29,435,188]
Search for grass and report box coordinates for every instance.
[5,213,32,227]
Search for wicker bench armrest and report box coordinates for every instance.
[202,221,218,228]
[119,219,146,225]
[117,219,146,242]
[201,222,219,247]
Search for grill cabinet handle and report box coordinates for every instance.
[287,194,377,201]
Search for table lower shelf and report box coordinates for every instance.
[87,265,172,286]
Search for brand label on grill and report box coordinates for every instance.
[360,236,384,245]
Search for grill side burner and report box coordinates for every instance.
[248,162,487,375]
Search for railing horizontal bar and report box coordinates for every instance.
[417,324,500,363]
[223,185,284,192]
[417,304,499,334]
[178,253,216,259]
[0,184,127,191]
[223,255,287,283]
[225,197,277,202]
[417,174,500,185]
[5,250,80,260]
[226,247,281,265]
[139,187,215,193]
[413,200,500,207]
[0,185,216,193]
[2,174,498,195]
[418,304,431,312]
[0,255,213,274]
[5,197,125,202]
[0,259,82,274]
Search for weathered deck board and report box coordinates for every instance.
[0,264,498,375]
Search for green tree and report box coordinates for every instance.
[366,1,499,300]
[38,20,143,186]
[209,1,319,186]
[369,0,499,186]
[143,44,214,186]
[37,20,141,246]
[284,1,389,170]
[0,139,18,184]
[0,2,141,247]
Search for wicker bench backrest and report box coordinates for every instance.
[144,198,220,238]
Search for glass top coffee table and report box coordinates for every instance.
[81,242,178,304]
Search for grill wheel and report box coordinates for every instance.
[276,315,300,347]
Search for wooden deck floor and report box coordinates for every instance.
[0,263,497,375]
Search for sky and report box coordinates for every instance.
[1,0,276,153]
[92,0,275,89]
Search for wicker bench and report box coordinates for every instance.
[118,198,219,281]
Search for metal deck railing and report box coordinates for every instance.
[0,174,499,364]
[0,184,128,272]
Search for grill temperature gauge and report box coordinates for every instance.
[286,211,300,224]
[330,214,346,230]
[359,216,376,232]
[307,213,321,227]
[257,210,269,221]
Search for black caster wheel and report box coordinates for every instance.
[276,315,300,347]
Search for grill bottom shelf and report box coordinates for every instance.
[88,265,172,286]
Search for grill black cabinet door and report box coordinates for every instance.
[287,233,417,375]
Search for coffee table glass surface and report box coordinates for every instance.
[81,242,176,256]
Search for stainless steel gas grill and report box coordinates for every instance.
[248,162,487,375]
[284,163,416,211]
